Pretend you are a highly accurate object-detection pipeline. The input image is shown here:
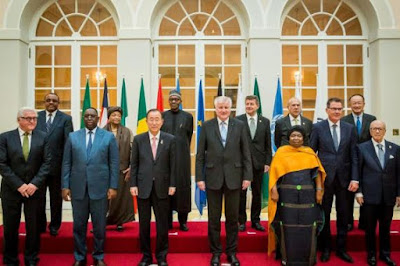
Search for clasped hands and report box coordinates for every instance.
[17,183,38,198]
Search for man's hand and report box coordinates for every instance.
[107,189,117,200]
[17,184,29,198]
[242,180,251,190]
[62,189,71,201]
[356,196,364,206]
[316,190,323,204]
[264,165,270,173]
[197,181,206,191]
[130,187,138,196]
[26,183,38,196]
[348,181,359,192]
[123,168,131,182]
[271,189,279,202]
[396,197,400,207]
[168,187,176,196]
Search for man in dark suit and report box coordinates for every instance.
[0,107,51,266]
[37,93,73,236]
[341,94,377,231]
[275,97,313,148]
[196,96,252,266]
[355,120,400,266]
[62,107,119,266]
[310,98,359,263]
[236,95,271,232]
[130,109,176,266]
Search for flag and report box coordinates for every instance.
[235,74,245,116]
[295,72,302,101]
[313,74,326,123]
[120,78,128,126]
[195,79,207,215]
[217,77,222,96]
[176,76,182,110]
[253,77,262,115]
[271,77,284,152]
[156,76,164,112]
[81,77,91,129]
[136,77,148,134]
[98,78,109,128]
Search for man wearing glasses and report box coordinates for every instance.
[0,107,51,266]
[36,93,73,236]
[310,98,359,263]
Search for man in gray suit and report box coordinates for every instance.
[196,96,252,266]
[62,107,119,266]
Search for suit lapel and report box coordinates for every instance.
[47,111,62,136]
[155,132,164,162]
[338,122,347,151]
[89,129,104,160]
[367,141,383,170]
[145,133,156,162]
[384,141,393,169]
[37,112,46,131]
[225,119,234,147]
[12,129,25,161]
[213,119,223,147]
[323,120,337,152]
[81,129,88,161]
[360,113,368,138]
[253,116,263,140]
[284,116,292,130]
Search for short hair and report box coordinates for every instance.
[287,125,307,143]
[214,96,232,108]
[348,94,365,102]
[44,92,60,101]
[245,95,259,106]
[326,97,342,108]
[84,107,98,115]
[370,120,386,130]
[146,108,162,118]
[17,107,36,118]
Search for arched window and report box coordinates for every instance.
[281,0,365,119]
[32,0,118,123]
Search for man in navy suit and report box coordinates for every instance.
[62,107,119,266]
[355,120,400,266]
[0,107,51,266]
[310,98,359,263]
[37,93,73,236]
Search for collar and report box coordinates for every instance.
[371,138,386,147]
[352,112,363,119]
[46,110,58,117]
[328,119,340,127]
[217,117,229,125]
[18,127,31,136]
[289,114,300,121]
[85,127,97,135]
[149,131,161,140]
[246,113,257,121]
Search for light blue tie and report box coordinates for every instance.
[220,121,227,147]
[377,143,385,168]
[332,124,339,151]
[356,116,361,136]
[87,131,93,158]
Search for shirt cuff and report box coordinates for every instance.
[355,192,363,198]
[351,180,359,183]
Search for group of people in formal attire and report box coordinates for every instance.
[0,89,399,266]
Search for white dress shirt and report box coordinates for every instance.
[85,127,97,147]
[46,110,57,123]
[289,114,301,127]
[246,113,257,130]
[149,131,161,150]
[217,117,229,133]
[371,138,386,158]
[352,112,363,125]
[328,119,341,146]
[18,127,32,150]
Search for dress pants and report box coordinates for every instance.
[318,177,349,252]
[363,203,394,257]
[239,168,263,225]
[71,192,108,261]
[2,196,41,265]
[207,183,241,255]
[138,185,169,262]
[39,173,63,231]
[168,211,188,227]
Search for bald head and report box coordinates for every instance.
[369,120,386,143]
[287,97,302,118]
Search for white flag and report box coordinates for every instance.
[235,74,245,116]
[313,74,326,123]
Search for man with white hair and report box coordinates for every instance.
[0,107,51,266]
[196,96,252,266]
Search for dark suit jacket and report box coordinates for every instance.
[274,115,313,148]
[130,131,176,200]
[236,114,272,170]
[310,120,358,188]
[36,110,73,176]
[195,118,253,190]
[356,140,400,206]
[0,129,51,200]
[341,113,376,144]
[62,128,119,200]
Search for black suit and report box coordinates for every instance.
[356,140,400,257]
[341,112,376,227]
[310,120,358,252]
[130,131,176,262]
[196,118,252,255]
[0,129,51,265]
[36,110,73,232]
[236,114,271,225]
[274,115,313,148]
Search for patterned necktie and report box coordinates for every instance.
[294,118,299,126]
[220,121,227,147]
[249,117,256,139]
[22,132,29,161]
[151,136,157,159]
[46,113,53,133]
[87,130,93,158]
[356,116,361,136]
[332,124,339,151]
[377,143,385,168]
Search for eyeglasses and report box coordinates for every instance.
[370,127,385,132]
[45,99,59,103]
[328,108,343,112]
[20,117,37,122]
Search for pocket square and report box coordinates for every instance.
[390,155,394,159]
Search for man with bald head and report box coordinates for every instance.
[355,120,400,266]
[274,97,312,148]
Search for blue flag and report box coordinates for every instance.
[195,79,207,215]
[176,76,182,110]
[271,77,284,153]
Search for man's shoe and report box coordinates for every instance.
[72,260,86,266]
[347,224,354,231]
[251,222,266,232]
[158,261,168,266]
[238,224,246,232]
[210,254,220,266]
[116,225,124,232]
[367,256,377,266]
[380,255,396,266]
[49,228,59,236]
[336,251,354,263]
[320,251,330,262]
[227,254,240,266]
[137,256,152,266]
[179,223,189,231]
[93,259,106,266]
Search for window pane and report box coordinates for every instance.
[162,89,171,108]
[101,67,117,87]
[35,68,52,87]
[80,89,98,109]
[80,20,98,36]
[54,68,71,87]
[181,0,198,14]
[80,67,98,87]
[159,45,176,65]
[301,19,318,35]
[99,19,117,36]
[224,45,241,64]
[345,19,362,35]
[328,67,344,86]
[78,0,96,15]
[81,46,97,66]
[54,89,71,109]
[303,0,321,14]
[205,67,222,87]
[302,111,314,121]
[225,89,238,108]
[178,45,195,65]
[282,18,300,36]
[323,0,341,14]
[327,45,343,64]
[201,0,218,14]
[288,2,308,22]
[159,67,175,87]
[165,2,185,22]
[347,67,363,86]
[282,89,295,105]
[36,46,52,65]
[282,45,299,65]
[42,4,63,23]
[179,18,196,36]
[204,19,221,35]
[314,14,330,31]
[328,88,344,99]
[205,110,215,121]
[282,67,299,87]
[178,67,195,87]
[326,19,343,35]
[180,89,195,109]
[224,67,240,86]
[191,14,208,32]
[214,2,234,22]
[346,45,363,64]
[205,89,218,109]
[90,3,111,22]
[222,18,240,36]
[348,88,363,98]
[68,15,85,32]
[336,3,356,22]
[301,45,317,65]
[58,0,75,15]
[100,46,117,65]
[302,67,317,86]
[302,89,316,108]
[35,90,52,109]
[55,19,72,36]
[36,19,54,36]
[55,46,71,65]
[159,18,178,36]
[205,45,221,65]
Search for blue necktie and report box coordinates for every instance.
[377,143,385,168]
[87,131,93,158]
[46,113,52,133]
[356,116,361,136]
[220,122,227,147]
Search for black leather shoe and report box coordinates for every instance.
[93,259,106,266]
[380,255,396,266]
[367,256,377,266]
[347,224,354,231]
[210,254,220,266]
[179,223,189,231]
[49,228,59,236]
[336,251,353,263]
[116,225,124,232]
[227,254,240,266]
[72,260,87,266]
[320,251,330,262]
[251,222,265,232]
[158,260,168,266]
[238,224,246,232]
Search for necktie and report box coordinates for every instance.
[294,118,299,126]
[377,143,385,168]
[249,118,256,139]
[22,132,29,161]
[87,130,93,158]
[151,136,157,159]
[220,122,227,147]
[332,124,339,151]
[46,113,53,133]
[356,116,361,136]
